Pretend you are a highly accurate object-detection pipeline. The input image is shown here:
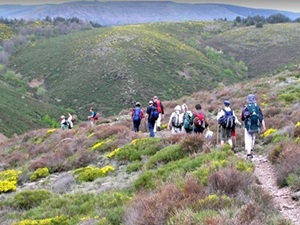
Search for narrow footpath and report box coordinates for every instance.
[252,154,300,225]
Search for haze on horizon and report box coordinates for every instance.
[1,0,300,13]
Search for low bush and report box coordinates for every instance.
[30,167,50,181]
[126,161,143,173]
[8,189,52,209]
[73,165,115,182]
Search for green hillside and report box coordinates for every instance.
[0,81,65,138]
[8,22,246,119]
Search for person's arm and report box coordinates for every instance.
[259,107,266,131]
[160,102,164,115]
[140,109,145,119]
[233,110,242,126]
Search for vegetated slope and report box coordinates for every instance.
[1,1,300,26]
[0,81,65,138]
[0,68,299,225]
[203,23,300,77]
[8,21,247,118]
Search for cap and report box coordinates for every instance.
[174,105,181,111]
[135,102,140,106]
[224,100,230,106]
[153,96,158,99]
[149,100,153,104]
[247,94,256,104]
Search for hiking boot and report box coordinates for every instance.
[246,154,253,160]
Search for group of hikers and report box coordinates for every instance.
[131,94,266,160]
[60,113,75,130]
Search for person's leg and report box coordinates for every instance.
[136,120,141,132]
[148,122,155,137]
[133,121,138,132]
[156,114,162,131]
[220,128,225,146]
[226,129,233,147]
[244,129,253,158]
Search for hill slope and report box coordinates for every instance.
[0,68,299,224]
[8,21,246,118]
[1,2,300,26]
[0,81,65,138]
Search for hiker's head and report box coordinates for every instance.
[182,104,188,111]
[148,100,153,105]
[195,104,202,110]
[153,96,158,100]
[135,102,140,107]
[224,100,230,106]
[174,105,181,112]
[90,107,94,111]
[246,94,256,104]
[60,115,65,119]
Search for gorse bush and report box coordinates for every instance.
[73,165,115,182]
[30,167,49,181]
[0,169,21,193]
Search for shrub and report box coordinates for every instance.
[0,169,21,193]
[197,194,233,210]
[73,165,115,182]
[126,161,143,173]
[9,189,52,209]
[30,167,50,181]
[13,215,69,225]
[145,144,187,169]
[179,133,205,154]
[115,137,163,162]
[207,167,255,196]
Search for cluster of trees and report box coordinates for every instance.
[0,17,102,65]
[234,13,299,28]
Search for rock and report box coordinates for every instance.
[291,191,300,201]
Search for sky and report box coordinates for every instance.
[1,0,300,13]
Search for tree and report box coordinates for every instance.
[267,13,291,24]
[235,16,241,23]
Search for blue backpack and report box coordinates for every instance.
[218,109,235,129]
[133,107,141,121]
[149,106,159,121]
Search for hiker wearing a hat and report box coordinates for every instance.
[168,105,184,134]
[152,96,164,132]
[131,102,144,132]
[217,100,241,148]
[241,94,266,160]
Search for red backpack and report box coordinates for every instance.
[193,112,205,128]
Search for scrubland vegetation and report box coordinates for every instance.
[0,69,299,224]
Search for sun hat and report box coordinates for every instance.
[246,94,256,104]
[224,100,230,106]
[174,105,181,111]
[149,100,153,104]
[135,102,140,106]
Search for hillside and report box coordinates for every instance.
[8,21,300,120]
[1,2,300,26]
[0,68,299,224]
[0,81,66,138]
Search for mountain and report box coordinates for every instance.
[1,1,300,26]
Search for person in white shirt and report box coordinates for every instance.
[168,105,184,134]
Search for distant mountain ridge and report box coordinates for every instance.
[1,1,300,26]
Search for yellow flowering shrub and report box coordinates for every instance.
[261,128,277,138]
[30,167,50,181]
[106,148,120,158]
[0,169,21,193]
[73,165,115,182]
[46,129,56,134]
[13,215,68,225]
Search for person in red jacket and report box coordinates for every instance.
[153,96,164,131]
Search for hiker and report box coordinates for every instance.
[153,96,164,132]
[60,115,68,130]
[192,104,208,134]
[182,103,188,114]
[217,100,241,148]
[131,102,145,132]
[183,110,194,133]
[67,113,74,129]
[146,100,157,137]
[87,107,97,127]
[241,94,266,160]
[168,105,184,134]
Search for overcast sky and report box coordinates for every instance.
[1,0,300,13]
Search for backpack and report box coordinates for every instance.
[193,112,206,129]
[171,113,181,128]
[133,107,141,122]
[94,112,100,120]
[183,112,193,131]
[149,106,159,121]
[244,103,262,134]
[218,109,235,129]
[154,100,162,113]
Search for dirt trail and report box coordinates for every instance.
[251,154,300,225]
